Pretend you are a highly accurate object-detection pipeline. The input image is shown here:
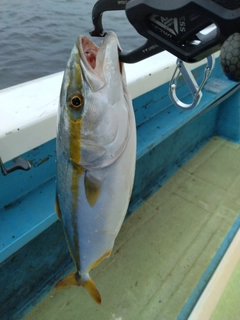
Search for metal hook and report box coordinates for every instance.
[169,55,214,110]
[0,157,31,176]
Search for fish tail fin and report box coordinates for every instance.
[54,271,101,304]
[54,270,79,289]
[82,274,101,305]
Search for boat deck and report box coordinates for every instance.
[23,137,240,320]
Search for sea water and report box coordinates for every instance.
[0,0,145,90]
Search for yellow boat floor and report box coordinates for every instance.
[24,137,240,320]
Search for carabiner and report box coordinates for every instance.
[169,55,214,110]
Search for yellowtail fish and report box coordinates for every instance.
[55,31,136,304]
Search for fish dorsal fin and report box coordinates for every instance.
[89,249,112,271]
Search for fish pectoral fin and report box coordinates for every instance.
[54,270,79,289]
[55,271,101,304]
[82,277,101,305]
[84,171,101,207]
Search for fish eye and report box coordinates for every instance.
[69,93,84,110]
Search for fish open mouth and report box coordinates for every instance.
[78,34,123,74]
[80,37,99,70]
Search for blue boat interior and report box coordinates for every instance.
[0,57,240,319]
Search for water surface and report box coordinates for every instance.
[0,0,144,89]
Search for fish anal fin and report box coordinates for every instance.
[55,270,79,289]
[55,194,62,220]
[89,249,112,271]
[82,278,101,304]
[84,172,101,207]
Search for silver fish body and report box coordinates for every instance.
[55,32,136,303]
